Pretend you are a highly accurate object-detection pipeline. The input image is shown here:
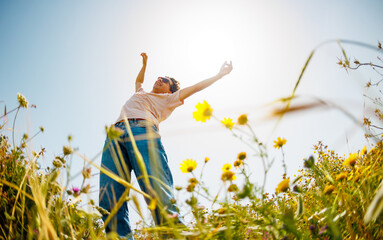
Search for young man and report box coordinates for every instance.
[99,53,233,238]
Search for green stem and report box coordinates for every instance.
[25,129,43,144]
[281,147,287,176]
[246,124,269,196]
[12,107,20,148]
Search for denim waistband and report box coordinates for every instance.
[115,119,158,132]
[115,118,145,124]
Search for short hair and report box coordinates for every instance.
[166,76,180,93]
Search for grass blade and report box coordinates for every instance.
[364,180,383,224]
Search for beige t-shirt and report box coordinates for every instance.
[116,88,184,129]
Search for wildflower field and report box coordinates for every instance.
[1,41,383,239]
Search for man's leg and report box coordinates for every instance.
[99,134,133,239]
[126,124,183,226]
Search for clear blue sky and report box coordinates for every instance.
[1,0,383,227]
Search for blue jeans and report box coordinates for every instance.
[99,120,181,239]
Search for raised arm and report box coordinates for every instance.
[179,61,233,101]
[135,53,148,92]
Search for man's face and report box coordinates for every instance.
[152,77,172,93]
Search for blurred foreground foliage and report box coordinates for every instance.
[0,95,105,239]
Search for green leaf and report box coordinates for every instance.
[295,194,304,217]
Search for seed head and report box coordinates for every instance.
[17,93,28,108]
[53,158,63,168]
[63,145,73,156]
[82,168,91,179]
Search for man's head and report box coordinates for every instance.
[152,76,180,94]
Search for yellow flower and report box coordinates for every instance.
[343,152,358,167]
[336,172,348,181]
[273,137,287,149]
[275,178,290,193]
[221,171,236,181]
[360,145,367,156]
[221,117,234,130]
[323,185,335,195]
[237,152,247,160]
[193,101,213,122]
[222,163,232,172]
[204,157,210,163]
[237,114,248,125]
[234,159,244,168]
[180,159,197,173]
[17,92,28,108]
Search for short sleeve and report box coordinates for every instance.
[167,90,184,109]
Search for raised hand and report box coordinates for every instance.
[179,60,234,101]
[141,52,148,65]
[135,53,148,91]
[217,61,233,77]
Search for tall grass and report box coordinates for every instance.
[0,95,104,239]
